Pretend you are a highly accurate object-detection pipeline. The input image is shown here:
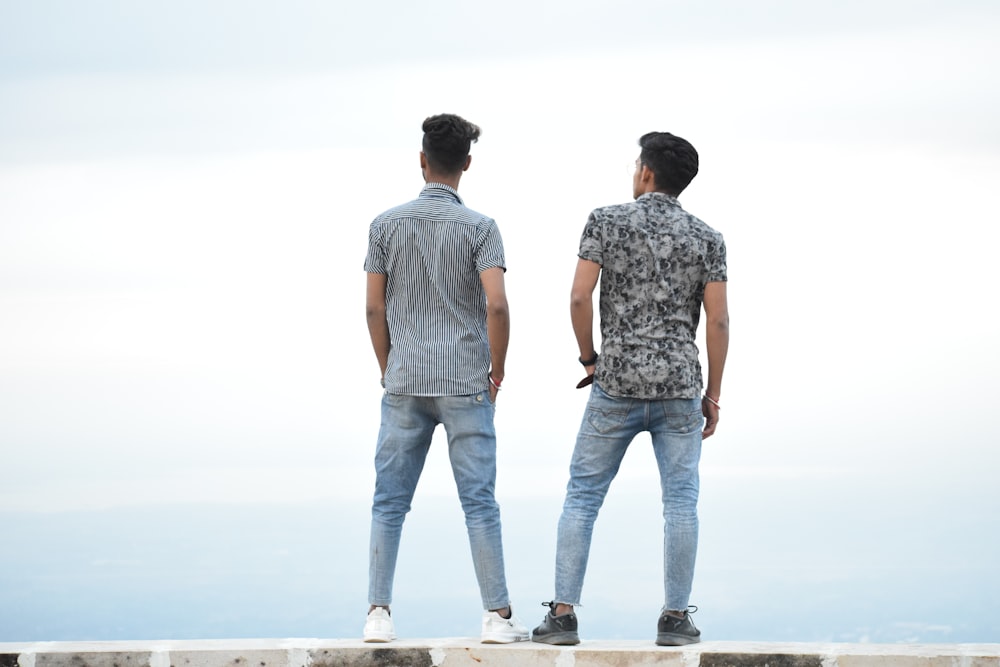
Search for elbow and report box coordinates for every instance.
[709,313,730,334]
[366,304,386,322]
[486,291,509,319]
[570,289,590,311]
[487,299,509,320]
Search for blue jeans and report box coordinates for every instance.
[555,382,703,611]
[369,391,511,610]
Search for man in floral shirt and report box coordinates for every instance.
[532,132,730,646]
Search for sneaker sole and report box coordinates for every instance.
[363,632,395,643]
[481,633,530,644]
[531,631,580,645]
[655,633,700,646]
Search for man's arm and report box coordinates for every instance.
[570,258,602,376]
[366,272,390,381]
[480,266,509,403]
[701,280,729,438]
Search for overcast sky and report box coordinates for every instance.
[1,1,998,527]
[2,1,1000,646]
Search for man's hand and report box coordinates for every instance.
[701,397,720,438]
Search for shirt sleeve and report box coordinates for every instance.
[706,234,727,282]
[475,218,506,273]
[578,210,604,265]
[363,220,386,274]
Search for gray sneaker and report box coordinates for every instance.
[531,601,580,645]
[656,606,700,645]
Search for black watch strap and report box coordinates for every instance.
[579,352,599,366]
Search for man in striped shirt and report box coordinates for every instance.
[362,114,528,644]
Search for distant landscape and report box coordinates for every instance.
[3,474,997,644]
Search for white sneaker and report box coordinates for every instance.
[481,609,530,643]
[363,607,395,642]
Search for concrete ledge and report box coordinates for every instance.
[1,640,998,667]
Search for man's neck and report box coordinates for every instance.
[424,170,462,190]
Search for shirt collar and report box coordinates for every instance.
[420,182,464,205]
[637,191,679,204]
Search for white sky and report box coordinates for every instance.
[1,1,999,517]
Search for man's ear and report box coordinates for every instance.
[420,151,428,169]
[640,163,655,188]
[463,155,472,172]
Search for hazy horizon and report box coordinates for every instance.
[3,457,997,643]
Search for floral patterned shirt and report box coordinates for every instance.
[579,191,727,399]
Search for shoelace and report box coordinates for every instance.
[662,604,698,619]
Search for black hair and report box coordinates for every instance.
[638,132,699,195]
[422,114,481,174]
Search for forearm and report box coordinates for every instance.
[569,259,601,362]
[365,272,390,378]
[570,295,595,358]
[486,302,509,380]
[704,316,729,398]
[366,309,390,377]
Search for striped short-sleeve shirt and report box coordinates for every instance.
[364,183,506,396]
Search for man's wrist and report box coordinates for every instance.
[579,352,599,366]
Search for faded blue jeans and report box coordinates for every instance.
[555,382,703,611]
[368,391,511,610]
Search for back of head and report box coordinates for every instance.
[422,114,481,175]
[638,132,699,196]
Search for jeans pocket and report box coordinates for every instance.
[461,391,495,413]
[657,399,703,434]
[585,384,631,435]
[382,392,406,407]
